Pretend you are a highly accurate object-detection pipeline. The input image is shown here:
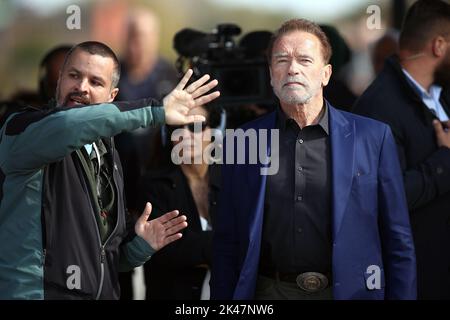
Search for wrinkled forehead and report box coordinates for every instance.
[272,31,322,57]
[63,49,115,81]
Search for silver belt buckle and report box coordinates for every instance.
[296,272,329,293]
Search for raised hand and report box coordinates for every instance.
[163,69,220,125]
[135,202,188,251]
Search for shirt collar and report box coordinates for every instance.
[86,139,108,160]
[277,101,329,135]
[402,68,443,101]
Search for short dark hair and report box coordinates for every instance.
[62,41,121,88]
[399,0,450,52]
[267,19,333,64]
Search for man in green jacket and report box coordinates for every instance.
[0,41,219,299]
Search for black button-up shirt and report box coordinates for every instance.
[259,103,332,275]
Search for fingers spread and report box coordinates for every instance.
[158,210,180,224]
[166,221,188,235]
[194,91,221,106]
[175,69,193,91]
[187,74,211,93]
[138,202,152,223]
[163,215,187,228]
[163,233,183,247]
[191,79,218,99]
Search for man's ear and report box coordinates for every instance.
[109,88,119,102]
[432,36,448,58]
[322,64,332,87]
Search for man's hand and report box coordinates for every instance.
[163,69,220,125]
[135,202,188,251]
[433,120,450,148]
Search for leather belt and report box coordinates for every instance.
[260,270,331,293]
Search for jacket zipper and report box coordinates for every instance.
[92,192,121,299]
[41,248,47,266]
[92,138,121,300]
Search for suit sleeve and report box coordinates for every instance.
[354,100,450,210]
[377,125,417,299]
[210,137,240,300]
[0,99,164,172]
[397,142,450,210]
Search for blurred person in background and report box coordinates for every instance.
[370,30,399,75]
[116,8,178,213]
[354,0,450,299]
[138,104,223,300]
[321,25,357,112]
[115,7,179,299]
[38,45,73,105]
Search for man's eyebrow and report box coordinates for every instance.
[296,54,314,60]
[67,66,80,73]
[273,52,289,58]
[91,75,106,84]
[272,53,315,61]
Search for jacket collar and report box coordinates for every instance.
[328,103,354,238]
[384,55,450,122]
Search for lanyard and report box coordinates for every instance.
[92,142,102,197]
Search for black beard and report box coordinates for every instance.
[63,91,90,106]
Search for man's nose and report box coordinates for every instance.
[288,60,300,76]
[74,78,89,93]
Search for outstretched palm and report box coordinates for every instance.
[135,202,188,251]
[163,69,220,125]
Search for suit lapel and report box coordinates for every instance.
[244,112,276,239]
[329,106,355,239]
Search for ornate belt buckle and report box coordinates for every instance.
[296,272,328,293]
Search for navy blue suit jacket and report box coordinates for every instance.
[211,103,416,300]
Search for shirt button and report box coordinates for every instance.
[297,227,303,233]
[298,166,303,172]
[437,167,444,175]
[297,195,303,201]
[298,139,304,144]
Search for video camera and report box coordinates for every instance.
[173,23,276,107]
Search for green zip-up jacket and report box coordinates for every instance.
[0,99,164,299]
